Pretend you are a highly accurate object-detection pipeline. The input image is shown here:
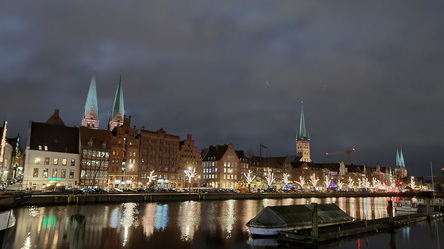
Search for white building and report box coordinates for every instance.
[23,110,80,190]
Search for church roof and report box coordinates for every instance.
[84,73,99,118]
[111,75,125,120]
[296,101,309,140]
[46,109,65,126]
[29,122,79,153]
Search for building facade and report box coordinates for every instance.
[23,110,80,190]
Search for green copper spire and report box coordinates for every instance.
[396,147,406,168]
[111,75,125,119]
[84,73,99,118]
[297,101,309,141]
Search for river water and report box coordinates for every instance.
[2,197,443,249]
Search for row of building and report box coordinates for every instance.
[1,74,414,191]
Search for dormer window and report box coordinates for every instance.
[88,139,93,147]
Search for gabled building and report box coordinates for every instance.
[201,144,243,189]
[79,127,112,188]
[108,116,139,189]
[178,134,202,188]
[23,110,80,190]
[137,127,180,189]
[248,156,292,190]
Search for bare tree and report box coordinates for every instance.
[243,170,256,192]
[265,168,275,191]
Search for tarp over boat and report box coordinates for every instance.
[246,204,353,229]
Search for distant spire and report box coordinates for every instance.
[84,73,99,118]
[111,75,125,119]
[109,75,125,130]
[296,101,309,141]
[396,147,406,168]
[81,73,99,129]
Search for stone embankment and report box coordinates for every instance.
[24,191,440,206]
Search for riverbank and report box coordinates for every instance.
[23,191,441,206]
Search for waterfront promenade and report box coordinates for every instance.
[24,190,441,206]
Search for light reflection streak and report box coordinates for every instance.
[154,204,168,231]
[142,203,156,238]
[177,201,201,241]
[120,202,138,247]
[221,200,235,238]
[20,232,31,249]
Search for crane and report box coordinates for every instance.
[325,148,356,165]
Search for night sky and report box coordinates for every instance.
[1,1,443,178]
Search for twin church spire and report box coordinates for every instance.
[81,73,125,131]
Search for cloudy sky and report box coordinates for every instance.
[1,1,443,177]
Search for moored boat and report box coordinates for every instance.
[394,197,418,213]
[0,192,32,211]
[246,203,353,236]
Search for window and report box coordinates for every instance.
[61,169,66,178]
[69,170,75,179]
[43,168,48,178]
[62,158,67,166]
[71,159,75,166]
[52,169,58,178]
[53,158,59,165]
[33,168,39,177]
[44,157,50,165]
[34,157,41,164]
[44,146,48,151]
[38,145,42,150]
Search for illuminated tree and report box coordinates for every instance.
[265,168,275,190]
[147,170,157,188]
[309,173,320,190]
[337,180,344,191]
[323,175,331,191]
[347,178,355,189]
[243,170,256,192]
[294,176,306,190]
[184,168,196,189]
[282,173,291,188]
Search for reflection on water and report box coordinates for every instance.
[4,197,443,249]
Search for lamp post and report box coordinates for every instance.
[121,166,126,190]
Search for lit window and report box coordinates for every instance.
[62,158,67,166]
[34,157,41,164]
[44,157,50,165]
[53,158,59,165]
[33,168,39,177]
[71,159,76,166]
[43,168,48,178]
[69,170,75,179]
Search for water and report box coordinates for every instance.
[2,197,443,249]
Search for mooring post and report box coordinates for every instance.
[311,203,318,238]
[69,214,85,249]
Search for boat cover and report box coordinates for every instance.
[247,204,353,228]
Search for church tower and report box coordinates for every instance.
[109,75,125,131]
[81,73,99,129]
[296,101,311,162]
[395,147,408,179]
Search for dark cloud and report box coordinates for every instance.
[1,1,443,177]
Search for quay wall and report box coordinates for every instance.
[23,191,439,206]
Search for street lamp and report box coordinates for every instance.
[121,166,126,190]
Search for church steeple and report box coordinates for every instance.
[109,75,125,131]
[296,101,311,162]
[82,73,99,129]
[297,101,309,141]
[396,147,406,168]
